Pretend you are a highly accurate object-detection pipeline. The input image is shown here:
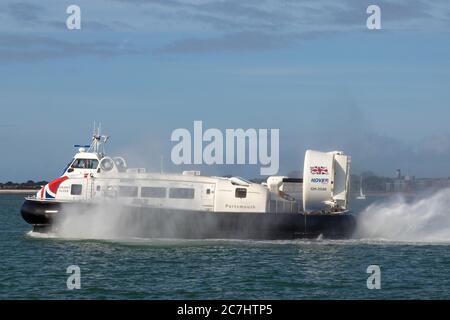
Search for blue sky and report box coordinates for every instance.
[1,0,450,181]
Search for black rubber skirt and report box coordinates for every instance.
[21,199,357,239]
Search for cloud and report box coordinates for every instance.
[116,0,449,32]
[155,30,331,54]
[154,31,290,54]
[272,102,450,178]
[416,134,450,157]
[0,34,145,61]
[6,2,45,24]
[2,0,449,59]
[141,0,449,54]
[4,1,450,35]
[299,128,450,178]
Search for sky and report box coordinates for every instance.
[1,0,450,181]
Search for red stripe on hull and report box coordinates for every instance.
[47,176,69,194]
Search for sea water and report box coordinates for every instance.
[2,192,450,299]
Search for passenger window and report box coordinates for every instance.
[169,188,195,199]
[141,187,166,198]
[71,184,82,195]
[235,188,247,198]
[118,186,138,197]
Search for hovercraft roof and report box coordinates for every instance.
[73,151,100,160]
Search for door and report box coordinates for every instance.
[201,184,216,211]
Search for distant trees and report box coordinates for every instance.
[0,180,48,190]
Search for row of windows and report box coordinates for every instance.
[117,186,196,199]
[70,185,248,199]
[70,185,197,199]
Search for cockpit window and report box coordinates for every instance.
[71,159,99,169]
[62,159,74,174]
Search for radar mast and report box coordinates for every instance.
[88,122,109,157]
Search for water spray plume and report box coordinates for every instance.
[355,188,450,243]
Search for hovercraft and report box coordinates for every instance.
[21,129,356,239]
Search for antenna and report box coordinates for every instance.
[86,121,109,155]
[160,155,164,174]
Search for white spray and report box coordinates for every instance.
[51,200,133,240]
[355,188,450,243]
[48,198,225,240]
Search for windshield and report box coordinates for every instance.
[62,159,74,174]
[71,159,99,169]
[236,177,252,184]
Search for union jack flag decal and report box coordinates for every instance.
[310,166,329,175]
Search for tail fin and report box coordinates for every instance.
[303,150,351,213]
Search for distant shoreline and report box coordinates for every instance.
[350,192,392,196]
[0,189,37,194]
